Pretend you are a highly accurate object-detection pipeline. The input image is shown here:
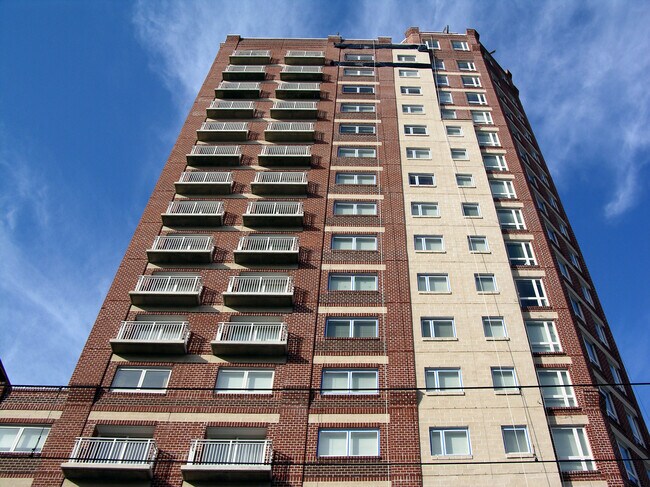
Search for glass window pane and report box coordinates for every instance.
[322,372,348,393]
[350,431,378,456]
[216,370,244,390]
[430,430,443,455]
[352,372,377,393]
[334,203,354,215]
[357,175,375,185]
[438,371,461,389]
[112,369,142,389]
[355,276,377,291]
[434,320,455,337]
[357,237,377,250]
[330,275,351,291]
[319,431,347,456]
[358,203,376,215]
[504,428,529,453]
[354,320,378,337]
[247,371,272,390]
[326,320,350,337]
[332,237,354,250]
[141,369,170,389]
[15,428,49,452]
[430,276,448,292]
[0,428,19,451]
[446,431,469,455]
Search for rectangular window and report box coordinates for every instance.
[397,54,416,62]
[537,196,549,215]
[472,111,493,124]
[430,428,471,456]
[342,85,375,94]
[434,59,445,70]
[406,147,432,159]
[322,369,378,394]
[411,202,439,217]
[450,148,468,160]
[551,427,595,472]
[483,154,507,170]
[570,296,584,320]
[425,368,463,393]
[337,147,376,158]
[417,274,450,293]
[333,201,377,215]
[462,203,481,217]
[435,74,449,86]
[344,68,374,76]
[483,316,507,338]
[325,318,378,338]
[468,236,489,253]
[547,226,559,245]
[475,273,498,293]
[489,180,516,198]
[414,235,444,252]
[421,318,455,338]
[502,426,531,454]
[595,323,609,347]
[626,411,645,446]
[506,241,536,265]
[404,125,428,135]
[492,367,518,392]
[447,126,463,137]
[569,252,581,270]
[466,93,488,105]
[583,336,600,366]
[451,40,469,51]
[438,91,453,104]
[497,209,525,229]
[515,279,549,306]
[215,368,274,394]
[340,124,376,135]
[111,367,171,393]
[425,39,440,50]
[457,60,476,71]
[399,69,419,78]
[409,173,435,186]
[456,174,474,187]
[600,388,618,420]
[402,104,424,114]
[441,109,457,119]
[559,222,570,238]
[526,320,561,352]
[0,426,50,453]
[617,441,639,484]
[537,370,576,407]
[478,132,500,146]
[609,362,624,392]
[461,76,481,87]
[341,103,375,113]
[335,173,376,185]
[318,429,379,457]
[331,235,377,251]
[400,86,422,95]
[345,53,374,61]
[329,274,378,291]
[558,260,572,281]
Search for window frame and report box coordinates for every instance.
[333,201,378,216]
[450,148,469,160]
[325,317,379,338]
[438,91,453,105]
[331,235,378,251]
[551,427,595,472]
[215,368,274,394]
[472,111,493,124]
[483,316,507,339]
[317,429,380,457]
[466,92,488,105]
[489,179,516,198]
[328,273,378,291]
[440,109,457,120]
[321,369,379,395]
[462,203,481,218]
[617,441,639,484]
[483,154,507,171]
[497,208,526,229]
[475,273,498,293]
[0,426,51,453]
[402,104,424,114]
[345,53,374,61]
[502,426,532,454]
[335,172,377,185]
[506,241,537,266]
[525,320,562,352]
[406,147,432,159]
[451,40,469,51]
[397,54,417,62]
[457,60,476,71]
[421,317,456,339]
[411,202,440,217]
[414,235,444,252]
[515,279,549,307]
[430,428,471,456]
[447,126,464,137]
[409,173,435,186]
[435,74,449,86]
[417,273,450,293]
[342,85,375,94]
[343,68,375,77]
[468,236,490,253]
[404,124,429,136]
[337,147,377,158]
[425,368,463,393]
[339,124,376,135]
[111,367,171,393]
[478,132,501,147]
[398,69,419,78]
[491,367,519,393]
[340,103,375,113]
[583,336,600,367]
[461,75,481,87]
[537,369,577,407]
[400,86,422,95]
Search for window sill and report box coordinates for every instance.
[485,337,510,341]
[463,216,483,219]
[419,291,452,295]
[469,250,490,254]
[505,452,535,459]
[412,215,440,218]
[423,337,458,342]
[477,291,499,295]
[431,454,472,460]
[415,250,446,254]
[425,391,465,396]
[495,390,521,395]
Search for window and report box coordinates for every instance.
[569,296,584,320]
[497,208,525,229]
[600,388,618,420]
[435,74,449,86]
[328,274,378,291]
[332,235,377,251]
[456,173,474,186]
[397,54,416,62]
[438,91,453,104]
[406,147,431,159]
[617,441,639,484]
[411,202,439,217]
[402,104,424,114]
[447,126,463,137]
[537,196,549,215]
[472,111,493,124]
[492,367,518,392]
[325,318,378,338]
[475,274,498,293]
[421,318,455,338]
[462,203,481,217]
[595,323,609,347]
[609,362,624,392]
[477,132,500,146]
[342,85,374,94]
[537,370,576,407]
[461,76,481,87]
[468,236,489,252]
[451,40,469,51]
[340,124,376,135]
[345,53,374,61]
[583,336,600,366]
[341,103,375,113]
[430,428,471,456]
[400,86,421,95]
[450,148,468,160]
[626,411,645,446]
[318,429,379,457]
[502,426,531,454]
[425,368,463,393]
[335,173,376,185]
[483,154,507,171]
[424,39,440,50]
[547,226,559,245]
[399,69,419,78]
[414,235,444,252]
[551,427,595,472]
[214,368,273,394]
[111,367,171,393]
[0,426,50,453]
[344,68,375,76]
[404,125,428,135]
[558,260,572,281]
[483,316,507,338]
[506,241,536,265]
[409,173,435,186]
[581,285,594,306]
[489,180,515,198]
[515,279,549,306]
[337,147,376,158]
[434,59,445,70]
[457,60,476,71]
[569,252,581,270]
[550,195,560,211]
[559,222,570,238]
[322,369,378,394]
[466,93,488,105]
[526,320,561,352]
[333,201,377,215]
[417,274,450,293]
[441,109,456,119]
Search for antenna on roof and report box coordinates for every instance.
[489,49,496,54]
[443,25,450,33]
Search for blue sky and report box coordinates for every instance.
[0,0,648,419]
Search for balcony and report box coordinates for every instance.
[207,100,255,119]
[222,65,266,81]
[275,82,321,99]
[270,101,318,119]
[175,172,233,195]
[222,276,294,307]
[265,122,315,142]
[211,322,288,356]
[242,201,304,227]
[215,81,261,99]
[197,122,248,142]
[61,437,157,480]
[181,439,273,481]
[234,236,299,265]
[161,201,224,227]
[110,321,190,354]
[229,50,271,65]
[284,50,325,65]
[258,145,312,166]
[280,65,323,81]
[251,172,308,196]
[146,235,215,263]
[129,275,203,306]
[186,145,242,165]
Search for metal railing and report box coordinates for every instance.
[68,437,157,465]
[116,321,190,342]
[189,145,241,156]
[151,235,214,251]
[209,100,255,110]
[245,201,303,216]
[187,439,272,466]
[277,82,320,91]
[224,65,265,73]
[200,122,248,131]
[272,101,318,110]
[237,235,299,252]
[226,276,294,294]
[232,50,270,57]
[266,122,314,132]
[286,50,324,57]
[178,172,233,184]
[259,145,311,157]
[217,81,261,90]
[281,66,323,73]
[253,172,307,184]
[215,322,287,343]
[134,275,203,294]
[165,201,224,216]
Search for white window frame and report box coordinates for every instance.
[547,226,559,245]
[570,296,584,320]
[425,368,463,393]
[341,103,375,113]
[457,60,476,71]
[417,274,450,293]
[424,39,441,50]
[497,208,526,229]
[317,429,380,457]
[466,92,488,105]
[456,173,474,187]
[450,148,468,160]
[434,59,445,70]
[525,320,562,352]
[447,126,464,137]
[435,74,449,86]
[609,362,624,393]
[337,147,377,158]
[335,173,376,185]
[215,368,274,394]
[559,222,570,238]
[506,241,537,266]
[502,426,532,454]
[0,426,51,453]
[397,54,417,62]
[404,124,428,136]
[328,273,378,291]
[569,252,581,270]
[537,369,576,407]
[461,75,481,87]
[583,336,600,367]
[333,201,377,216]
[516,279,549,307]
[441,109,457,120]
[321,369,378,395]
[421,317,456,339]
[342,85,375,94]
[343,68,375,76]
[399,69,419,78]
[478,132,500,147]
[111,367,171,393]
[581,285,594,306]
[409,173,435,186]
[617,441,640,484]
[558,260,572,281]
[325,317,378,338]
[468,236,489,253]
[551,427,595,472]
[475,273,498,293]
[339,124,376,135]
[345,53,374,61]
[492,367,519,393]
[411,202,439,217]
[483,154,507,170]
[595,323,609,347]
[490,179,516,198]
[406,147,432,159]
[438,91,453,105]
[414,235,444,252]
[451,40,469,51]
[626,411,645,446]
[331,235,378,251]
[402,104,424,114]
[401,86,422,95]
[430,428,471,456]
[462,203,481,218]
[483,316,507,339]
[600,387,618,420]
[472,111,493,124]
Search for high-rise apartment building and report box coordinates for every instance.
[1,27,648,487]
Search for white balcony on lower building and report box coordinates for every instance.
[242,201,304,227]
[275,82,321,99]
[280,65,323,81]
[258,145,312,166]
[147,235,214,264]
[61,437,157,480]
[215,81,261,99]
[181,439,273,481]
[110,321,190,354]
[222,276,294,307]
[234,235,299,265]
[229,50,271,65]
[222,65,266,81]
[207,100,255,119]
[284,50,325,65]
[211,322,288,356]
[264,122,315,142]
[174,172,233,195]
[251,172,308,196]
[186,145,242,165]
[161,201,224,227]
[129,275,203,306]
[197,122,249,142]
[269,101,318,119]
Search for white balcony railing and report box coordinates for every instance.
[209,100,255,110]
[217,81,261,90]
[178,172,233,184]
[266,122,314,132]
[286,50,324,58]
[166,201,224,216]
[189,145,242,156]
[224,65,265,73]
[259,145,311,157]
[253,172,307,184]
[226,276,294,295]
[245,201,303,216]
[281,66,323,74]
[200,122,248,132]
[216,322,287,343]
[272,101,318,110]
[277,82,320,91]
[68,438,157,465]
[151,235,214,251]
[232,50,271,57]
[187,439,272,466]
[134,276,203,294]
[116,321,190,342]
[237,236,299,252]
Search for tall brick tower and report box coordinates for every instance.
[1,27,648,487]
